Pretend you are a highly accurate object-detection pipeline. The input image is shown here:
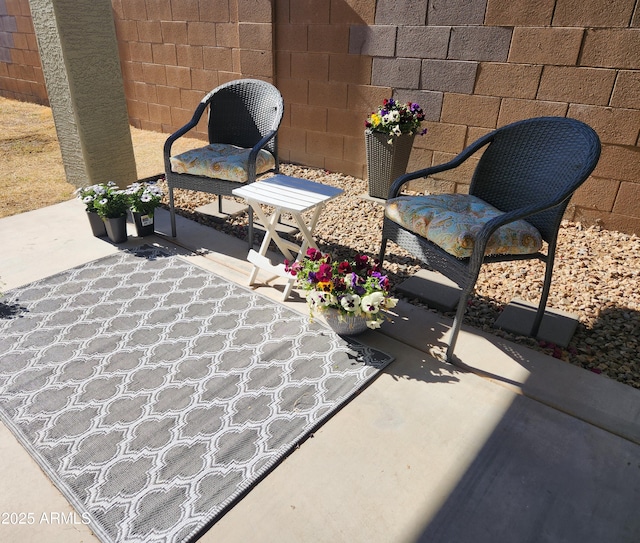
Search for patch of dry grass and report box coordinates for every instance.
[0,96,200,219]
[0,98,72,218]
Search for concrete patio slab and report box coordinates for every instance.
[1,200,639,543]
[206,335,640,543]
[384,301,640,445]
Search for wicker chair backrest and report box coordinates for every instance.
[204,79,284,154]
[469,117,601,241]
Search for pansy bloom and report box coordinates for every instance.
[287,249,398,329]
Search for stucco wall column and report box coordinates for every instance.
[28,0,136,188]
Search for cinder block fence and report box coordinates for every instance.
[1,0,639,234]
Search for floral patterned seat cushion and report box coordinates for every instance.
[385,194,543,258]
[170,143,276,182]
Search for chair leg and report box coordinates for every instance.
[168,185,177,237]
[217,194,223,215]
[445,284,474,363]
[531,251,556,337]
[444,254,483,362]
[378,237,388,264]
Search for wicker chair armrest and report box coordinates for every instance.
[247,129,278,181]
[163,102,209,167]
[468,199,564,269]
[389,132,494,198]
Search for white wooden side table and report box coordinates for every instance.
[232,174,344,299]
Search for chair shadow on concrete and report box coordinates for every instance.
[456,300,639,389]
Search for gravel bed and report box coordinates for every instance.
[162,164,640,390]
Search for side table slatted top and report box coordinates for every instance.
[232,174,343,212]
[232,174,344,300]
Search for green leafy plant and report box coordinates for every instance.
[365,98,427,143]
[125,181,164,217]
[86,181,129,219]
[285,248,398,329]
[75,182,111,214]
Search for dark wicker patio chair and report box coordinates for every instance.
[379,116,601,362]
[164,79,284,245]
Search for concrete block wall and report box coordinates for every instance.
[359,0,640,234]
[1,0,639,234]
[110,0,274,139]
[274,0,380,176]
[0,0,46,104]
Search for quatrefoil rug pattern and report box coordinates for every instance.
[0,246,393,543]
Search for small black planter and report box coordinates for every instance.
[86,211,107,237]
[103,215,128,243]
[131,211,155,237]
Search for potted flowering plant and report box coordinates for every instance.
[285,248,398,334]
[76,183,110,237]
[125,180,164,236]
[365,98,427,142]
[92,182,129,219]
[91,181,129,243]
[364,98,427,199]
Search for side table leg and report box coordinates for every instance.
[292,203,324,256]
[283,204,325,299]
[248,261,260,286]
[248,204,298,287]
[248,207,278,285]
[282,276,297,300]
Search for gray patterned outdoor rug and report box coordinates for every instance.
[0,246,393,543]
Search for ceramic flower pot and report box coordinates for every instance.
[86,211,107,237]
[103,215,128,244]
[365,129,415,199]
[131,211,155,237]
[323,308,369,335]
